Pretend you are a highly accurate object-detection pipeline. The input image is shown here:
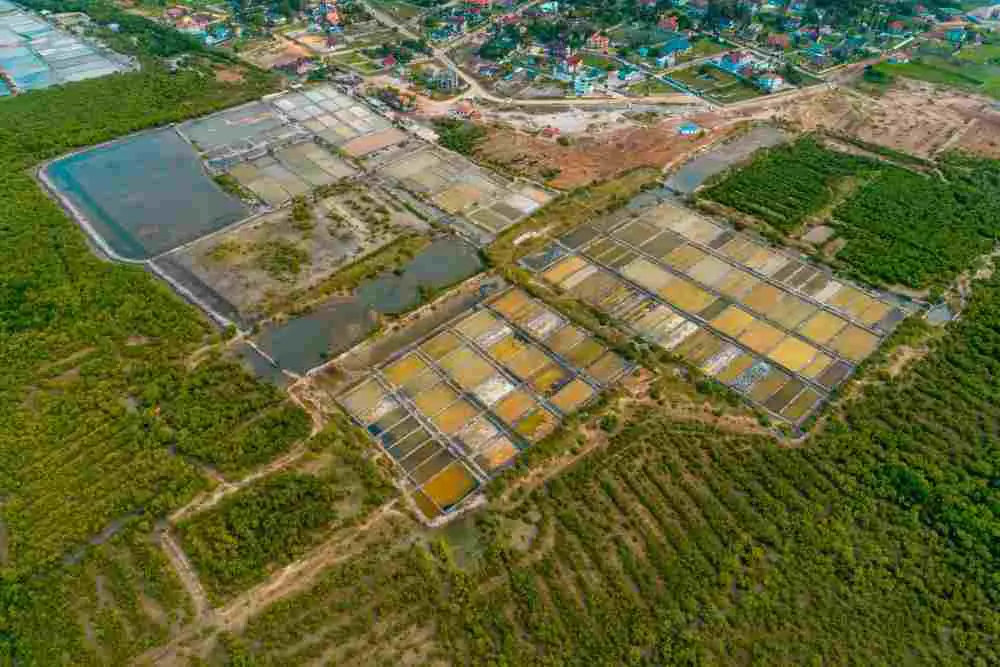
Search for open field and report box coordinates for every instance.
[777,79,999,159]
[166,180,426,321]
[668,62,764,104]
[876,42,1000,100]
[337,287,632,520]
[474,112,727,189]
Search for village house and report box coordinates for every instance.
[678,121,701,135]
[659,14,679,31]
[587,32,610,51]
[767,33,790,49]
[718,50,754,72]
[756,72,783,92]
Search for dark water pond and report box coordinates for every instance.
[255,238,483,374]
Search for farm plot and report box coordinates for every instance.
[338,287,631,520]
[373,143,554,238]
[525,198,902,426]
[165,180,425,322]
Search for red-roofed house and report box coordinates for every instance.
[767,33,790,49]
[587,32,610,51]
[659,15,679,31]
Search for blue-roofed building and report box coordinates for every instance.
[678,121,700,135]
[756,73,784,92]
[945,26,966,43]
[663,35,691,56]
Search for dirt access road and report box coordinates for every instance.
[137,500,403,665]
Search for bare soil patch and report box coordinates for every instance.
[778,80,998,159]
[476,113,727,189]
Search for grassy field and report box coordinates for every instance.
[668,63,764,103]
[626,76,679,96]
[674,36,728,65]
[880,43,1000,98]
[366,0,425,21]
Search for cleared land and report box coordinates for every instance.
[169,181,425,320]
[777,79,998,159]
[473,113,727,189]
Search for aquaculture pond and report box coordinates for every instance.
[665,125,790,194]
[255,238,484,374]
[45,128,249,260]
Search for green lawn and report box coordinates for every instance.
[626,77,678,95]
[881,49,1000,99]
[367,0,424,21]
[668,64,763,103]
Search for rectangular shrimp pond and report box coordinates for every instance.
[523,200,905,427]
[338,287,634,520]
[44,127,250,260]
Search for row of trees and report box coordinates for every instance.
[703,137,1000,289]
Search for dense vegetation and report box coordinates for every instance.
[702,138,1000,288]
[833,155,1000,287]
[3,530,195,664]
[701,136,875,233]
[177,424,396,600]
[179,473,336,599]
[210,273,1000,664]
[433,117,487,155]
[0,10,287,660]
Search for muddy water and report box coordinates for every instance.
[255,238,483,374]
[665,125,790,194]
